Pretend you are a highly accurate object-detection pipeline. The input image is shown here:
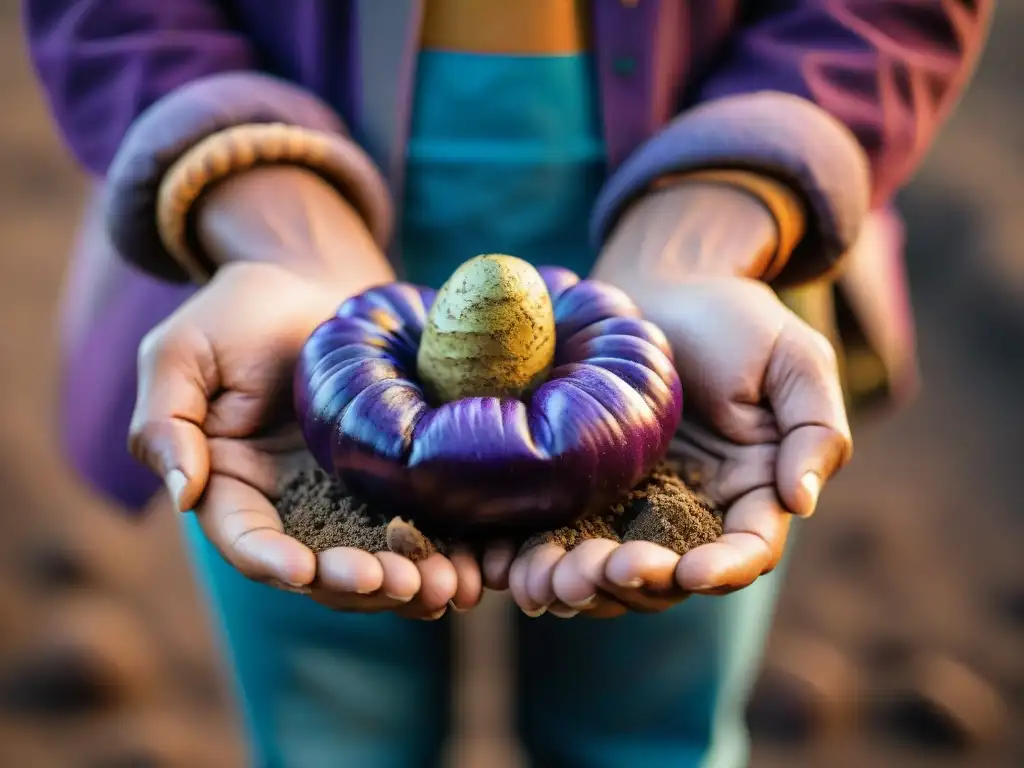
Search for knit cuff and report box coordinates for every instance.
[105,72,392,283]
[592,91,871,284]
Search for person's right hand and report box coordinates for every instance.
[129,261,483,619]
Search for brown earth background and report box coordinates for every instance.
[0,1,1022,765]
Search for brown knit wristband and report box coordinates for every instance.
[652,169,807,283]
[156,123,391,284]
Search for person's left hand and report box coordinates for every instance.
[490,277,852,618]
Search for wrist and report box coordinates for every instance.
[196,166,396,290]
[212,260,367,327]
[595,173,805,289]
[153,121,393,284]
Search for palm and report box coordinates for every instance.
[501,277,852,618]
[131,263,482,619]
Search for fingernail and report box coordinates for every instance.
[387,593,414,604]
[800,471,821,516]
[523,605,548,618]
[548,605,580,619]
[566,595,596,610]
[448,599,468,613]
[267,578,311,595]
[164,469,188,512]
[692,584,735,595]
[611,577,644,589]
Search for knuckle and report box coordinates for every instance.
[836,431,855,467]
[804,327,839,371]
[128,417,165,445]
[817,339,840,374]
[126,418,157,460]
[127,417,176,467]
[749,279,779,304]
[136,324,170,369]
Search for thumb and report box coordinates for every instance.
[767,319,852,517]
[128,323,215,512]
[776,425,850,517]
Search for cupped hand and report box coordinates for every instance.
[496,277,852,618]
[201,433,483,619]
[129,262,482,618]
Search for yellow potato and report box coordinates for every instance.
[417,254,556,403]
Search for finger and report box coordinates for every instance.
[675,487,789,593]
[482,542,516,591]
[777,424,851,517]
[675,533,770,593]
[316,547,385,595]
[197,475,315,588]
[130,323,216,512]
[583,599,630,619]
[604,541,681,592]
[448,548,483,612]
[766,319,851,449]
[509,547,544,616]
[706,401,780,444]
[525,544,567,611]
[207,438,280,499]
[602,542,685,613]
[405,554,457,618]
[306,591,396,614]
[547,596,627,619]
[547,600,581,619]
[551,539,620,610]
[724,486,792,568]
[375,552,422,603]
[206,389,285,439]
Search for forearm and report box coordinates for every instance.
[196,166,395,290]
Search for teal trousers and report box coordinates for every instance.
[184,517,786,768]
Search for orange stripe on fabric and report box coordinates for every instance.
[421,0,591,54]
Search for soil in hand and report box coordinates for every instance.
[277,454,723,558]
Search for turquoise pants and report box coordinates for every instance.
[184,517,785,768]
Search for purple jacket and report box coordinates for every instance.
[25,0,992,510]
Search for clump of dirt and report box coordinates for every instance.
[277,455,723,559]
[277,466,389,554]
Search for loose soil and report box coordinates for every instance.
[277,454,723,560]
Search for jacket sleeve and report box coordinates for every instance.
[593,0,994,284]
[24,0,391,282]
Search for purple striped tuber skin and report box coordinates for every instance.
[294,255,683,530]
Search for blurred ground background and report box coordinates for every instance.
[0,1,1021,766]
